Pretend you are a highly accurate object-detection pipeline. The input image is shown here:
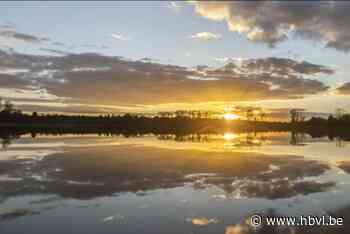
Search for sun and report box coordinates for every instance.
[223,113,240,120]
[223,132,237,141]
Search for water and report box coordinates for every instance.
[0,132,350,233]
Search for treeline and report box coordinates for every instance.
[308,114,350,127]
[0,110,289,133]
[1,98,350,135]
[0,99,285,133]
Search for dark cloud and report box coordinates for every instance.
[39,48,73,56]
[0,50,333,107]
[194,1,350,52]
[0,73,31,88]
[51,41,66,47]
[0,208,40,221]
[222,179,334,199]
[209,57,334,77]
[0,145,330,199]
[138,57,161,63]
[336,82,350,95]
[14,103,126,115]
[0,22,15,30]
[206,58,331,99]
[0,22,51,46]
[244,57,334,75]
[80,44,109,49]
[338,161,350,174]
[0,30,49,43]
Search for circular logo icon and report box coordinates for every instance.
[249,214,262,229]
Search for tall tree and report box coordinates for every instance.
[3,100,14,114]
[259,110,266,121]
[246,107,254,121]
[336,108,345,119]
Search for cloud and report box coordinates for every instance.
[0,30,49,44]
[0,23,51,48]
[0,68,30,76]
[111,33,130,41]
[39,48,73,56]
[0,87,64,101]
[0,73,30,88]
[193,1,350,51]
[168,1,182,12]
[239,57,334,75]
[214,57,230,63]
[80,44,109,49]
[139,57,159,63]
[0,147,331,200]
[189,32,221,40]
[214,57,243,64]
[210,57,334,76]
[13,102,127,115]
[336,82,350,95]
[51,41,66,47]
[205,57,331,98]
[0,49,333,111]
[0,22,15,30]
[186,217,219,226]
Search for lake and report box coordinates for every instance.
[0,132,350,233]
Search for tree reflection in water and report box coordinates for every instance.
[1,130,350,234]
[2,129,350,150]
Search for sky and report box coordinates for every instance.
[1,1,350,117]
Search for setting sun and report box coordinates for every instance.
[223,132,237,141]
[223,113,240,120]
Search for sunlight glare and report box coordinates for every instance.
[224,113,240,120]
[223,132,237,141]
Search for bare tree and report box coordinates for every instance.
[259,110,266,121]
[3,100,14,114]
[290,108,305,123]
[158,112,167,118]
[246,107,254,121]
[336,108,345,119]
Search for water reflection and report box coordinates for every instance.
[2,130,350,150]
[1,131,350,233]
[0,145,333,199]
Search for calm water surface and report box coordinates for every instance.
[1,132,350,233]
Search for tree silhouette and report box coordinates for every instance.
[1,136,12,149]
[3,100,14,114]
[259,110,266,121]
[336,108,345,119]
[245,107,254,121]
[290,108,305,123]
